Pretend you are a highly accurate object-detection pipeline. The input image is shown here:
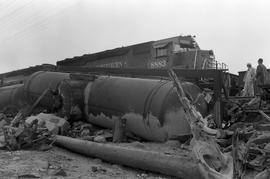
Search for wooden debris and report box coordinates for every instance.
[113,117,127,143]
[232,129,241,179]
[258,110,270,121]
[1,88,54,151]
[168,69,233,179]
[2,119,53,151]
[10,88,49,127]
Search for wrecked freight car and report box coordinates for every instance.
[2,71,208,142]
[0,69,270,179]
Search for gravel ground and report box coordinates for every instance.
[0,139,261,179]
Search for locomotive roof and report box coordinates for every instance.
[56,35,197,66]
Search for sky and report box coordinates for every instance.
[0,0,269,74]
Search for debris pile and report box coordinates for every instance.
[168,69,234,178]
[215,118,270,178]
[211,94,270,178]
[0,88,64,151]
[2,118,53,151]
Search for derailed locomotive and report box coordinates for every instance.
[57,35,226,70]
[0,71,208,142]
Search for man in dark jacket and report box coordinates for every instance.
[256,58,267,94]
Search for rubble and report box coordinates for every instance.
[168,69,233,179]
[26,113,70,135]
[2,118,54,151]
[91,165,107,173]
[212,90,270,178]
[93,135,107,143]
[0,89,56,151]
[254,169,270,179]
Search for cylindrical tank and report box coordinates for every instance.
[23,71,89,115]
[23,71,70,107]
[0,84,24,110]
[22,71,208,142]
[84,76,208,142]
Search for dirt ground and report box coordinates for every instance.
[0,146,176,179]
[0,132,260,179]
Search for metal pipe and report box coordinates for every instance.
[55,135,203,179]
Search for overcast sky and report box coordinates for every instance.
[0,0,269,74]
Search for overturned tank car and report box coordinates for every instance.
[0,71,208,142]
[84,75,208,141]
[0,84,25,110]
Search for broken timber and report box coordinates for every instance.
[113,117,127,143]
[10,88,50,127]
[258,110,270,121]
[168,69,233,179]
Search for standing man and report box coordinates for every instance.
[242,63,256,96]
[256,58,267,94]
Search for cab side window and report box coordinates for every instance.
[156,47,168,57]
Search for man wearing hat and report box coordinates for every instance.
[256,58,267,95]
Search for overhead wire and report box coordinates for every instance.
[0,2,76,44]
[0,1,60,35]
[0,0,34,22]
[0,0,37,40]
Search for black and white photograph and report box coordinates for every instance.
[0,0,270,178]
